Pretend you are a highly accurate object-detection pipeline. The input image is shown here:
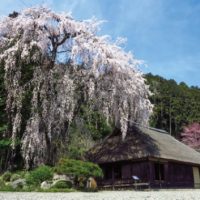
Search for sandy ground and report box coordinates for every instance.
[0,190,200,200]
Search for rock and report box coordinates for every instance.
[53,173,74,185]
[10,174,21,182]
[53,174,70,181]
[10,179,26,189]
[86,177,97,191]
[40,181,52,190]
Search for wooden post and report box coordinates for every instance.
[193,167,200,188]
[148,161,153,188]
[111,165,115,190]
[164,162,169,188]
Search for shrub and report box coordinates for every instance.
[77,176,86,189]
[26,165,53,185]
[0,177,5,188]
[2,171,12,182]
[52,180,72,189]
[10,174,21,182]
[0,184,14,191]
[54,158,103,178]
[16,170,27,179]
[10,179,26,189]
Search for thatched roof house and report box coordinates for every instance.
[88,125,200,189]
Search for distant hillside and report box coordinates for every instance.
[145,73,200,138]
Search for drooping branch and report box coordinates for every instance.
[0,7,153,169]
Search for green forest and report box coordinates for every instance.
[146,73,200,138]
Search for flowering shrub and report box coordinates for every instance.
[181,123,200,150]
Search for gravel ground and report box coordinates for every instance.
[1,190,200,200]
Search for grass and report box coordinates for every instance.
[37,188,77,192]
[0,186,77,192]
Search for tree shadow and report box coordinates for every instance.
[87,125,160,163]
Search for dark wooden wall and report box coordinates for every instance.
[100,160,195,188]
[167,162,194,188]
[121,161,149,181]
[146,161,194,188]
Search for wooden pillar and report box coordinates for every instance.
[148,161,153,187]
[111,165,115,189]
[164,162,169,187]
[193,167,200,188]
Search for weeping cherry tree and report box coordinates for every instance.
[0,7,152,169]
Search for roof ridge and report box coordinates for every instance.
[127,120,168,134]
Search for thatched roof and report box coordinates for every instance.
[87,125,200,165]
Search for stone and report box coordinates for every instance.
[10,174,21,182]
[40,181,52,190]
[10,179,26,189]
[53,173,74,185]
[53,174,69,181]
[86,177,97,190]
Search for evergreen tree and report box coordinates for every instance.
[146,73,200,138]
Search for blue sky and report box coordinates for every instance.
[1,0,200,86]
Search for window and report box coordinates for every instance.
[154,163,164,181]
